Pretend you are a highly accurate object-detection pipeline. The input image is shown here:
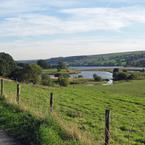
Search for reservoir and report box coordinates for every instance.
[70,66,113,80]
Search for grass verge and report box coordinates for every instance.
[0,97,81,145]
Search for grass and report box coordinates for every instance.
[0,79,145,145]
[0,97,80,145]
[42,69,79,75]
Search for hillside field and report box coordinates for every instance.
[0,79,145,145]
[19,51,145,67]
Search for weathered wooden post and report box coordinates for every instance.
[105,109,110,145]
[1,79,4,97]
[50,93,53,112]
[16,83,20,104]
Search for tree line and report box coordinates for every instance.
[0,53,68,86]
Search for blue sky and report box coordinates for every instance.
[0,0,145,60]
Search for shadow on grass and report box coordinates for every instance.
[0,97,80,145]
[0,97,42,145]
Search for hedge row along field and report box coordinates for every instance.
[0,79,145,145]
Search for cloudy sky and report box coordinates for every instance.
[0,0,145,60]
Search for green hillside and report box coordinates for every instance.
[46,51,145,67]
[0,79,145,145]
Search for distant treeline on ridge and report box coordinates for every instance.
[19,51,145,67]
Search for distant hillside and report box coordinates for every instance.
[18,51,145,67]
[46,51,145,67]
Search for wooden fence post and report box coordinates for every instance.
[50,93,53,112]
[105,109,110,145]
[1,79,4,97]
[16,83,20,104]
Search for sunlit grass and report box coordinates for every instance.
[1,79,145,145]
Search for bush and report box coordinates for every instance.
[113,72,128,81]
[93,74,102,81]
[78,75,83,78]
[41,74,53,86]
[63,73,70,78]
[0,53,16,76]
[127,73,136,80]
[58,76,69,87]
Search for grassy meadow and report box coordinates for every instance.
[0,79,145,145]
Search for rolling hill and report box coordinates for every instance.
[46,51,145,67]
[19,51,145,67]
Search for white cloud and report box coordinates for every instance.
[0,7,145,37]
[0,0,145,59]
[1,38,145,60]
[0,0,80,16]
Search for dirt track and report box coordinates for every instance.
[0,130,22,145]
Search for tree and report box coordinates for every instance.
[58,76,69,87]
[0,52,16,76]
[37,60,50,69]
[9,66,24,81]
[10,64,42,83]
[57,60,67,71]
[24,64,42,83]
[113,68,119,80]
[41,74,53,86]
[113,72,128,81]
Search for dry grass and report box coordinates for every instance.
[52,112,98,145]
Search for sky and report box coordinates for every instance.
[0,0,145,60]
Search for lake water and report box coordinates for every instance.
[70,66,145,71]
[70,66,113,80]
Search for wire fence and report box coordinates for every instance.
[0,78,145,145]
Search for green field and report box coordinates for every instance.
[0,79,145,145]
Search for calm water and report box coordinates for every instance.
[70,66,145,71]
[70,71,113,79]
[70,67,113,79]
[51,66,144,80]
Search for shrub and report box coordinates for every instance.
[41,74,53,86]
[113,72,128,81]
[78,75,83,78]
[93,74,102,81]
[122,69,128,72]
[127,73,136,80]
[58,76,69,87]
[63,73,70,78]
[113,68,119,73]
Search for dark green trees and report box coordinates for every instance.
[113,68,136,81]
[10,64,42,83]
[37,60,50,69]
[0,52,16,76]
[23,64,42,83]
[57,60,67,71]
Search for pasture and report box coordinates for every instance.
[0,79,145,145]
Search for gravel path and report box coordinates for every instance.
[0,130,22,145]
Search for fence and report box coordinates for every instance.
[0,78,144,145]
